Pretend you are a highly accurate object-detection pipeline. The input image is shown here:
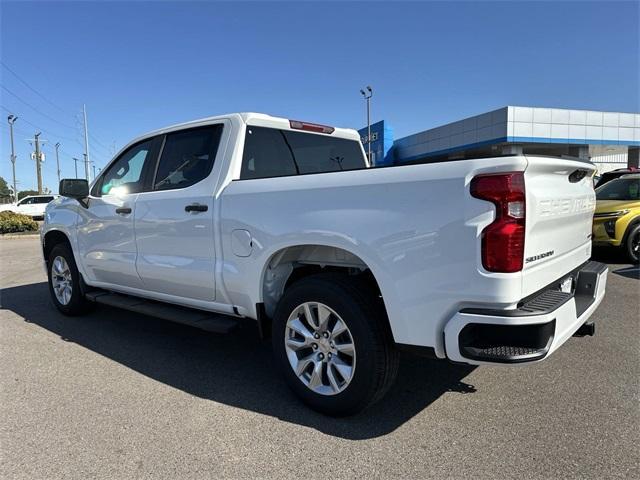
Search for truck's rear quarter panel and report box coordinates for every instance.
[220,156,529,357]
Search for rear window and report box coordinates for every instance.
[240,126,365,180]
[596,178,640,201]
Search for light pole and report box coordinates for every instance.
[7,115,18,202]
[83,105,91,182]
[360,85,373,165]
[72,157,80,178]
[83,153,89,181]
[54,142,61,185]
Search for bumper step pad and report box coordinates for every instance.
[459,321,555,363]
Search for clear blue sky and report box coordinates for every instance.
[1,0,638,192]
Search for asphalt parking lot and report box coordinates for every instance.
[0,236,638,479]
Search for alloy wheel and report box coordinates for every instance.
[51,256,73,305]
[284,301,356,396]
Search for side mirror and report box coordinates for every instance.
[59,179,89,199]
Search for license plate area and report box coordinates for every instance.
[559,276,573,294]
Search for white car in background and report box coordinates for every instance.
[0,195,57,219]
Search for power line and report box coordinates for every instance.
[0,121,31,139]
[1,61,74,117]
[89,132,112,152]
[1,104,110,170]
[1,62,115,155]
[0,105,79,143]
[1,85,76,130]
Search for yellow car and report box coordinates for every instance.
[593,173,640,263]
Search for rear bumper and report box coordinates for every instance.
[444,261,608,365]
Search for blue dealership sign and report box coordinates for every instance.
[358,120,394,166]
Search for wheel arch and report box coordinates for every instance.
[621,214,640,260]
[42,229,72,264]
[622,214,640,241]
[258,243,392,334]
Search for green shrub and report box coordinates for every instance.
[0,211,39,234]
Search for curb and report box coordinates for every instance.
[0,232,40,239]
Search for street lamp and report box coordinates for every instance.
[360,86,373,165]
[7,114,18,202]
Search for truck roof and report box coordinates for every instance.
[138,112,361,143]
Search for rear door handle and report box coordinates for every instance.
[115,207,132,215]
[185,204,208,213]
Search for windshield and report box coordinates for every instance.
[596,177,640,201]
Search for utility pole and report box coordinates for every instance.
[72,157,80,178]
[54,142,61,185]
[82,104,91,182]
[7,115,18,202]
[92,164,96,179]
[360,86,373,165]
[33,132,43,194]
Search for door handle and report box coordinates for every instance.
[185,204,208,213]
[115,207,132,215]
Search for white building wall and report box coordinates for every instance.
[508,107,640,144]
[590,153,628,174]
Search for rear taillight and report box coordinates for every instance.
[289,120,335,134]
[471,172,526,273]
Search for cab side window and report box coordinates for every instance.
[95,139,154,196]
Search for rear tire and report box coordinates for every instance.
[272,273,399,416]
[47,243,93,316]
[624,224,640,264]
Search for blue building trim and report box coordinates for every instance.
[508,136,640,146]
[396,136,640,163]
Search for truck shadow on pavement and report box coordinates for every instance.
[1,281,477,440]
[590,247,639,280]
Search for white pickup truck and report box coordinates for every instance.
[42,112,607,415]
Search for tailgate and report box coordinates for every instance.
[522,156,596,293]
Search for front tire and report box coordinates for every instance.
[47,243,92,316]
[272,273,399,416]
[624,224,640,264]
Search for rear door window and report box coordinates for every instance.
[240,126,365,180]
[241,127,298,179]
[153,125,223,191]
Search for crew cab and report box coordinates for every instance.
[42,113,608,415]
[0,194,57,219]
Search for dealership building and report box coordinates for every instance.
[360,106,640,173]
